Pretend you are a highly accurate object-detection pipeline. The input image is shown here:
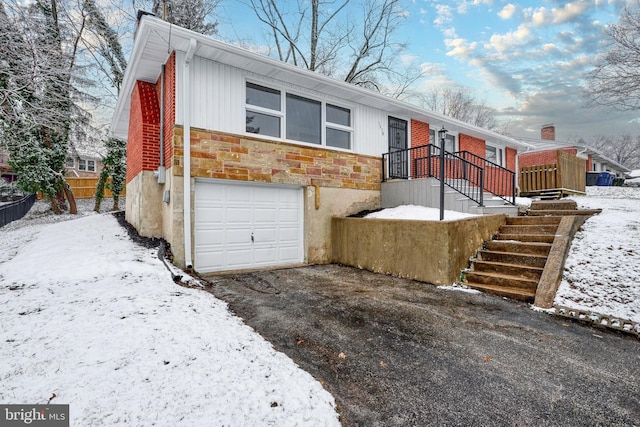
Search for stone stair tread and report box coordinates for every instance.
[471,259,544,272]
[480,249,548,259]
[463,282,536,301]
[465,270,538,284]
[495,234,556,243]
[506,216,562,225]
[527,209,601,216]
[485,240,552,255]
[499,225,559,234]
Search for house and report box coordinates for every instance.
[0,130,104,183]
[518,125,631,179]
[110,14,529,273]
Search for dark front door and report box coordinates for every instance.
[388,117,408,178]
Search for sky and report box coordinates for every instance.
[213,0,640,142]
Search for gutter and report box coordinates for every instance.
[157,64,166,184]
[182,38,197,269]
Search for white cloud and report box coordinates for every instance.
[498,4,517,19]
[484,24,532,53]
[445,38,477,58]
[532,7,548,26]
[433,4,453,26]
[552,1,591,24]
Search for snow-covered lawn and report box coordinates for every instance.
[0,201,340,426]
[1,185,638,424]
[554,186,640,325]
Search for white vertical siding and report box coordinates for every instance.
[188,56,244,132]
[186,55,388,157]
[351,104,388,157]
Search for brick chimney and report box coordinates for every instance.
[541,124,555,141]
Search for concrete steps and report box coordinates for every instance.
[461,198,600,304]
[461,212,560,302]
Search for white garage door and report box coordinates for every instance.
[194,180,303,273]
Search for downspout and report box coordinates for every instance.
[157,64,166,184]
[183,39,197,269]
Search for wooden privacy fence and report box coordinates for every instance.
[519,151,586,195]
[66,177,126,199]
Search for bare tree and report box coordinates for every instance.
[151,0,220,35]
[584,3,640,110]
[586,135,640,169]
[243,0,422,92]
[420,87,499,130]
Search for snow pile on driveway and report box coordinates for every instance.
[0,209,340,426]
[554,186,640,325]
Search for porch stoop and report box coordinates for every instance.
[461,199,601,303]
[381,178,519,216]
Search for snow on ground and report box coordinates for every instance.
[365,205,476,221]
[554,186,640,324]
[0,200,339,426]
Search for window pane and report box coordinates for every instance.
[246,82,281,111]
[246,110,281,137]
[445,135,455,152]
[326,128,350,149]
[79,159,86,170]
[486,146,497,163]
[327,104,350,126]
[286,94,321,144]
[88,160,96,172]
[65,158,74,168]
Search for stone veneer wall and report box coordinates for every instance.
[171,126,382,190]
[167,126,382,265]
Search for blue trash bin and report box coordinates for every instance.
[596,171,614,186]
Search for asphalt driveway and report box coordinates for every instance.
[205,264,639,427]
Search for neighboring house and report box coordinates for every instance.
[0,130,104,182]
[518,125,631,178]
[0,150,17,183]
[110,14,529,273]
[64,127,106,178]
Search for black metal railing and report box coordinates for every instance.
[0,193,36,228]
[383,144,486,206]
[455,151,516,205]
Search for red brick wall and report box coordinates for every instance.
[156,51,176,169]
[518,150,558,168]
[519,148,576,168]
[410,119,430,177]
[411,119,430,147]
[541,125,555,141]
[506,147,516,170]
[459,133,485,158]
[586,154,593,171]
[127,81,161,183]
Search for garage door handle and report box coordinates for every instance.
[251,232,254,243]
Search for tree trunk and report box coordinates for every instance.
[62,178,77,214]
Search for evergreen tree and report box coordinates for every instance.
[94,137,126,212]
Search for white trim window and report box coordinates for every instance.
[78,159,96,172]
[486,145,504,166]
[429,129,457,152]
[245,82,282,138]
[65,157,75,168]
[245,81,352,150]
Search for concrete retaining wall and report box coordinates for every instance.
[331,214,506,285]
